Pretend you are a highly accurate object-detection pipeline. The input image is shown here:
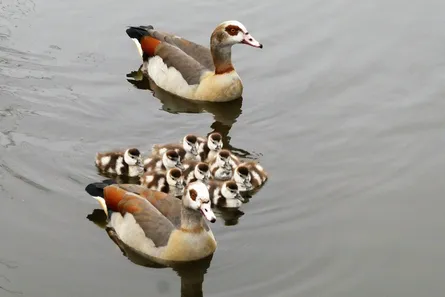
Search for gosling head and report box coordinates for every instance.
[233,165,253,191]
[124,148,142,166]
[194,162,211,183]
[163,150,185,170]
[182,134,199,156]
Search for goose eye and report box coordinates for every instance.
[230,28,236,34]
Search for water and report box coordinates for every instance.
[1,0,445,296]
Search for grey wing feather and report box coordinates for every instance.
[147,28,214,71]
[122,195,175,247]
[155,43,210,85]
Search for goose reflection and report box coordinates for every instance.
[87,209,213,297]
[126,68,259,160]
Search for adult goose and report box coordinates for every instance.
[85,180,217,265]
[126,20,263,102]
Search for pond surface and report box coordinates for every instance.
[1,0,445,296]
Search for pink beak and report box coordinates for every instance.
[242,33,263,48]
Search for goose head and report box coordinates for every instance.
[211,20,262,49]
[233,165,253,191]
[221,180,245,202]
[195,162,211,183]
[183,181,216,223]
[182,134,199,156]
[163,150,185,170]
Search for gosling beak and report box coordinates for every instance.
[235,193,246,203]
[176,181,184,189]
[241,32,263,48]
[176,162,185,170]
[191,146,198,156]
[244,180,253,190]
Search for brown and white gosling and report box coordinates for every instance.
[95,148,143,177]
[207,180,245,208]
[182,160,211,184]
[143,149,185,172]
[152,134,200,161]
[140,167,185,197]
[197,132,223,162]
[233,161,268,191]
[209,149,240,180]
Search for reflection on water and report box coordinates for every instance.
[126,68,259,160]
[87,209,213,297]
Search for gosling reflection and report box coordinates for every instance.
[86,209,213,297]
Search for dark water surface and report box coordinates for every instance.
[1,0,445,296]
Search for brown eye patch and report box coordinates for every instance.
[189,189,197,201]
[170,168,182,178]
[225,25,241,36]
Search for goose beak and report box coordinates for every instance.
[200,202,216,223]
[242,33,263,48]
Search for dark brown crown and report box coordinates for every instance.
[170,168,182,178]
[219,150,230,158]
[185,134,197,144]
[197,163,209,172]
[166,150,179,160]
[210,132,222,142]
[226,181,238,191]
[237,165,249,176]
[128,148,141,157]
